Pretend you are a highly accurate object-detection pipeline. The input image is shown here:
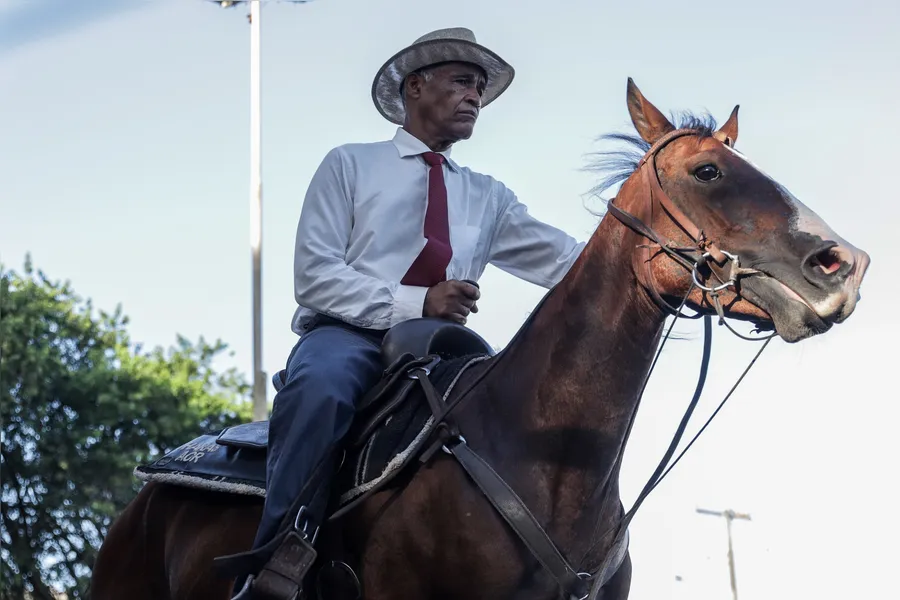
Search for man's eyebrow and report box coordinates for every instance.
[451,71,486,83]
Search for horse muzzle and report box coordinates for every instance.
[737,244,870,342]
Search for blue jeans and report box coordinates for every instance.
[249,321,385,551]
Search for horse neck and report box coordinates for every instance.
[476,192,668,560]
[500,212,666,442]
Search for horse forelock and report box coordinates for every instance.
[583,111,720,203]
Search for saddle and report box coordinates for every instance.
[136,317,494,498]
[269,316,495,392]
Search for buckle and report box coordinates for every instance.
[292,506,320,545]
[408,355,441,378]
[441,434,467,455]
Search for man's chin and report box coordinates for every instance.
[450,122,476,141]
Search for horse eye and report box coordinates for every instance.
[694,165,721,182]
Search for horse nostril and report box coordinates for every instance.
[806,245,853,278]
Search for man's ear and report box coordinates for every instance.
[404,72,426,103]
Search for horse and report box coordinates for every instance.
[90,78,870,600]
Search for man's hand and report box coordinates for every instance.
[423,280,480,325]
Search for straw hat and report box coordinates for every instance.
[371,27,515,125]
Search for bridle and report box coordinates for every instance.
[604,128,769,334]
[578,128,778,599]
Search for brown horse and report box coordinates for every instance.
[90,79,869,600]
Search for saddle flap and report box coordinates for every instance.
[217,421,269,450]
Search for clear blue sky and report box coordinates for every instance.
[2,1,898,598]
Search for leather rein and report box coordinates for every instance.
[578,128,777,599]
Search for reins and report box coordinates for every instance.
[581,129,777,599]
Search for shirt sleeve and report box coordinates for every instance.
[486,184,586,288]
[293,147,428,329]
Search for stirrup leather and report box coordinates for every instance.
[246,506,320,600]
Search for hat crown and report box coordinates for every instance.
[413,27,477,45]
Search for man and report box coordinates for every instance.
[236,27,586,597]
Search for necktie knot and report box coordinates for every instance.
[422,151,444,167]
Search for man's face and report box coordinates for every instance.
[407,62,487,142]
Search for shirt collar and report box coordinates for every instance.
[391,127,459,172]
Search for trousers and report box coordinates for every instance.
[249,318,386,552]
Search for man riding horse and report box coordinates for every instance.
[234,27,586,598]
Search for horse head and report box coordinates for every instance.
[605,78,870,342]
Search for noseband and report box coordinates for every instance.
[604,129,763,325]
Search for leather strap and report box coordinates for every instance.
[350,380,417,448]
[404,362,623,598]
[445,437,590,600]
[251,531,318,600]
[585,527,630,600]
[401,364,595,598]
[356,354,432,414]
[644,158,728,265]
[606,199,700,318]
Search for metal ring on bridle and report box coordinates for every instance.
[692,250,739,293]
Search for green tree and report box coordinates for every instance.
[0,257,253,599]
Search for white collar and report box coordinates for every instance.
[391,127,459,172]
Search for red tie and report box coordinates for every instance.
[401,152,453,287]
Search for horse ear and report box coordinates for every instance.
[713,105,740,147]
[626,78,675,144]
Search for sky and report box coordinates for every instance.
[2,0,899,598]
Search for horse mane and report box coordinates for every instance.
[584,111,719,201]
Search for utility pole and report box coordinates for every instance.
[696,507,751,600]
[207,0,313,422]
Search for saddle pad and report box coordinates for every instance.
[134,431,267,497]
[337,354,490,506]
[132,353,490,503]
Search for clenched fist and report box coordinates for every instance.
[424,280,480,325]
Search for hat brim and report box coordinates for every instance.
[371,38,515,126]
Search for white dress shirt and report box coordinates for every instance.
[291,127,586,334]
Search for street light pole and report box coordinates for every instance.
[696,507,751,600]
[207,0,266,421]
[209,0,313,421]
[248,0,266,422]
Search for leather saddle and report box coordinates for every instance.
[381,317,495,365]
[272,317,495,393]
